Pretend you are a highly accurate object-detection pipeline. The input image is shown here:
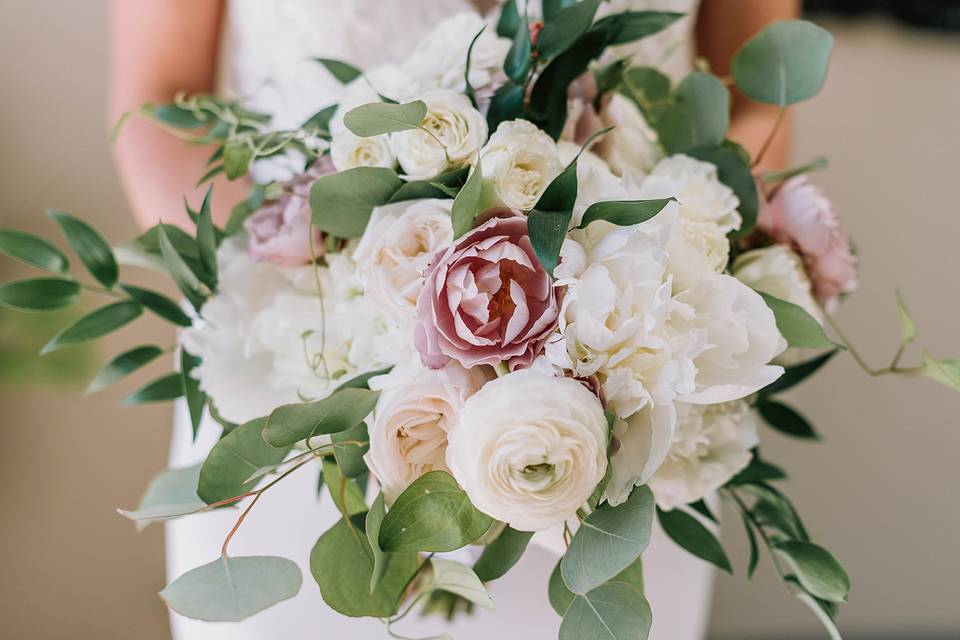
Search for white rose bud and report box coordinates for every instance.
[330,130,396,171]
[353,198,454,325]
[364,361,492,503]
[479,119,564,212]
[446,370,609,531]
[391,89,488,180]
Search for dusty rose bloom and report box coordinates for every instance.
[759,176,858,312]
[243,159,333,266]
[415,212,560,370]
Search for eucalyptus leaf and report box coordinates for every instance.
[561,484,655,594]
[144,102,207,129]
[311,515,419,617]
[559,581,651,640]
[42,301,142,354]
[657,71,729,153]
[895,290,917,345]
[366,493,389,592]
[549,560,575,616]
[0,230,69,273]
[379,470,492,553]
[621,67,672,113]
[759,292,838,350]
[656,507,732,573]
[333,365,393,391]
[47,210,118,288]
[758,399,819,440]
[427,558,494,610]
[772,540,850,603]
[86,345,164,395]
[123,372,184,404]
[117,464,205,530]
[732,20,833,107]
[537,0,601,60]
[315,58,363,84]
[263,387,379,447]
[473,526,534,582]
[451,158,483,238]
[157,224,206,310]
[343,101,427,137]
[577,198,674,229]
[310,167,403,238]
[0,278,80,312]
[322,458,367,516]
[332,421,369,479]
[302,104,338,135]
[160,555,302,622]
[198,417,292,504]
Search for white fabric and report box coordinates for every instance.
[168,1,710,638]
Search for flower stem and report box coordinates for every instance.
[752,106,786,169]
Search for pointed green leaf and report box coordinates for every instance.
[120,284,192,326]
[772,540,850,603]
[314,58,363,84]
[427,558,494,610]
[157,224,206,310]
[729,453,788,485]
[123,372,183,404]
[740,511,760,579]
[761,350,836,396]
[504,11,531,84]
[115,223,202,273]
[379,470,493,553]
[537,0,601,60]
[577,198,674,229]
[497,0,521,38]
[196,186,219,288]
[0,230,69,273]
[117,464,205,530]
[47,210,117,287]
[895,290,917,345]
[687,145,760,236]
[264,387,379,447]
[198,417,291,504]
[473,526,534,582]
[310,167,403,238]
[451,157,484,238]
[689,499,717,523]
[86,345,164,395]
[366,493,389,592]
[343,100,427,137]
[0,278,80,311]
[181,349,206,441]
[759,292,837,350]
[160,555,302,622]
[764,156,828,184]
[592,11,685,46]
[559,581,652,640]
[758,399,819,440]
[334,366,393,392]
[42,300,142,353]
[486,81,525,132]
[464,26,485,108]
[656,507,732,573]
[793,590,844,640]
[920,352,960,393]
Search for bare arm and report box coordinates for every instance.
[109,0,247,230]
[696,0,801,171]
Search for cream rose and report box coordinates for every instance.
[479,119,564,212]
[391,89,488,180]
[446,370,609,531]
[330,130,396,171]
[364,361,492,503]
[648,401,759,510]
[353,199,454,326]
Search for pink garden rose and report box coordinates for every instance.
[243,160,333,266]
[759,176,858,312]
[415,212,560,370]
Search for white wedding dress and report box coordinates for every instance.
[167,1,711,639]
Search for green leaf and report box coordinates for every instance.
[577,198,674,229]
[656,507,732,573]
[181,349,206,441]
[686,145,759,236]
[310,167,403,239]
[86,345,164,395]
[537,0,601,60]
[729,453,788,485]
[549,560,576,616]
[157,224,206,310]
[144,102,207,129]
[427,558,494,610]
[895,290,917,345]
[542,0,575,21]
[764,156,828,184]
[115,223,202,273]
[263,387,379,447]
[117,464,205,530]
[451,157,483,238]
[486,81,525,132]
[0,278,80,312]
[592,11,685,46]
[559,581,652,640]
[120,284,192,326]
[772,540,850,603]
[314,57,363,84]
[689,499,717,523]
[160,555,302,622]
[379,470,493,553]
[223,139,254,180]
[303,104,339,135]
[742,483,809,541]
[322,458,367,516]
[793,590,844,640]
[366,493,389,592]
[333,365,393,392]
[464,26,485,108]
[41,300,142,354]
[657,72,729,153]
[311,515,419,617]
[47,210,118,288]
[473,526,534,582]
[196,187,219,290]
[343,100,427,137]
[561,484,655,594]
[758,399,819,440]
[0,230,69,273]
[123,372,184,404]
[741,511,760,579]
[920,352,960,393]
[621,67,672,111]
[197,417,292,504]
[504,11,531,84]
[528,147,584,274]
[496,0,521,38]
[332,421,369,479]
[390,167,469,202]
[759,292,837,350]
[732,20,834,107]
[761,350,836,396]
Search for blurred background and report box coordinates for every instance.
[0,1,957,639]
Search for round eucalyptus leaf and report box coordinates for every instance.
[559,581,651,640]
[117,464,205,530]
[343,101,427,137]
[198,417,291,504]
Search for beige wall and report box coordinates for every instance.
[0,2,957,638]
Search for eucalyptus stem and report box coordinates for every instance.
[752,106,786,169]
[307,226,331,383]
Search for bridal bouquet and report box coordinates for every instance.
[2,2,956,638]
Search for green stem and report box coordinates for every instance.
[752,106,786,169]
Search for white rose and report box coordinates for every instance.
[446,370,609,531]
[596,94,663,177]
[648,401,759,510]
[479,119,563,211]
[733,245,823,322]
[639,154,741,233]
[364,361,492,503]
[330,130,396,171]
[353,199,454,325]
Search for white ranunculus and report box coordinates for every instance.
[733,245,823,323]
[391,89,488,180]
[446,370,609,531]
[353,198,454,326]
[596,94,663,177]
[402,12,510,97]
[330,130,396,171]
[364,361,492,503]
[479,119,564,212]
[648,401,759,510]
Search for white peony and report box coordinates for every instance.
[479,119,564,212]
[391,89,488,180]
[648,401,759,510]
[353,198,454,326]
[733,245,823,323]
[666,218,731,291]
[446,370,609,531]
[364,361,492,503]
[330,130,396,171]
[596,94,663,177]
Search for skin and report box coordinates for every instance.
[110,0,799,230]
